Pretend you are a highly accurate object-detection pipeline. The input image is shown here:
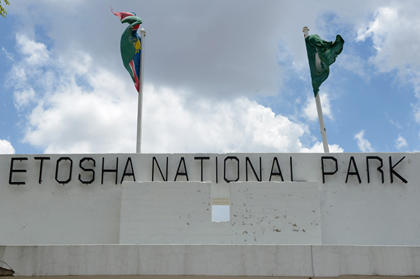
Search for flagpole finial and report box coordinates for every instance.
[140,27,146,35]
[303,26,309,38]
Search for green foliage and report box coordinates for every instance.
[0,0,10,18]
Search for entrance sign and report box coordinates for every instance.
[5,153,408,187]
[0,152,416,246]
[1,152,420,277]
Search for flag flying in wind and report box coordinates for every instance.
[305,34,344,96]
[112,9,142,92]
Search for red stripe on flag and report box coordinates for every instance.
[111,9,136,21]
[129,61,140,92]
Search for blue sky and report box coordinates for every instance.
[1,0,420,154]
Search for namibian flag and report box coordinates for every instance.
[112,9,142,92]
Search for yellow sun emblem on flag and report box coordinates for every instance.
[133,38,141,54]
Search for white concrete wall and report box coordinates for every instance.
[0,153,418,245]
[229,182,321,244]
[0,163,120,244]
[2,244,420,277]
[120,182,321,244]
[120,182,213,244]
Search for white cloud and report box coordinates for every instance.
[16,33,50,66]
[24,79,137,153]
[0,139,15,154]
[354,130,375,152]
[143,86,310,153]
[355,4,420,126]
[388,119,402,130]
[356,7,398,46]
[338,54,369,81]
[14,88,36,110]
[411,104,420,124]
[395,134,407,149]
[2,47,14,61]
[303,93,333,122]
[8,34,343,154]
[356,5,420,89]
[301,141,343,153]
[8,35,137,153]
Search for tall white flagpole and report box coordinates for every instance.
[303,26,329,153]
[315,90,329,153]
[137,28,146,153]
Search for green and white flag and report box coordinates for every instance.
[305,34,344,96]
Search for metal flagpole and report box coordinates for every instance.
[303,26,329,153]
[136,27,146,153]
[315,91,329,153]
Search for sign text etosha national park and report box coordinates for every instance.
[5,154,408,186]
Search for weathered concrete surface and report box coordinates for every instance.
[120,182,321,244]
[1,245,420,277]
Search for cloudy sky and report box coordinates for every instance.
[1,0,419,154]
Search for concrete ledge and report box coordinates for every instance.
[1,245,420,277]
